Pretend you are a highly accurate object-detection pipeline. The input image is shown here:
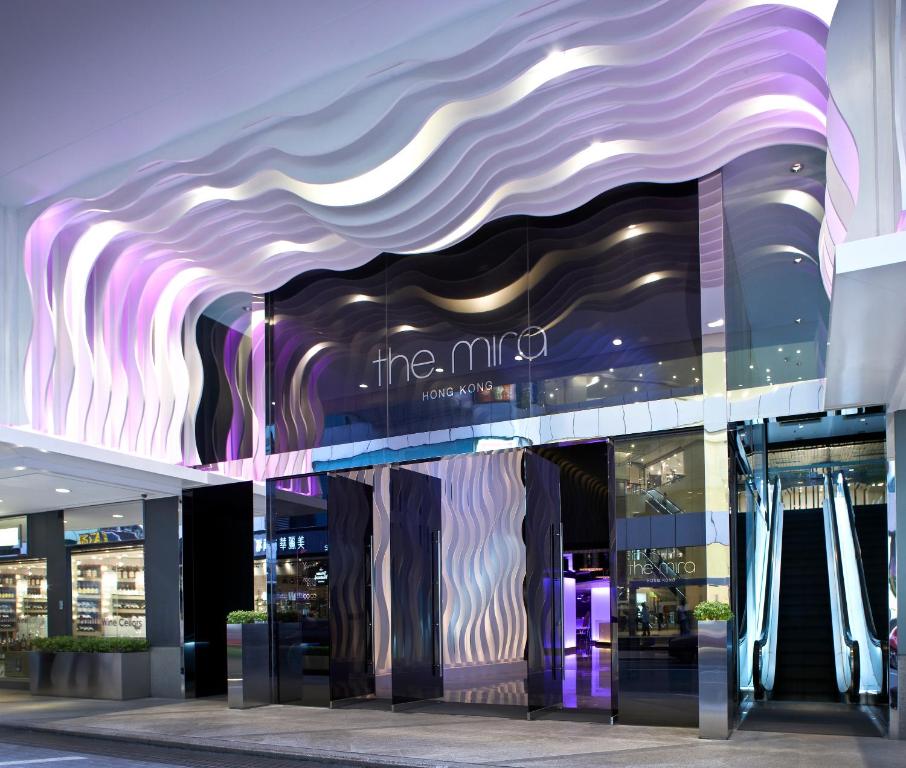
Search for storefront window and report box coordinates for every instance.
[0,558,47,678]
[72,546,145,638]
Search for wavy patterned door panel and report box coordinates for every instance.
[390,468,443,708]
[327,475,375,704]
[524,451,564,716]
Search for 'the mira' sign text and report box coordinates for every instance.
[371,325,548,387]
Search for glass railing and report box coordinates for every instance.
[753,479,783,697]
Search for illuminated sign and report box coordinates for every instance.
[0,527,20,548]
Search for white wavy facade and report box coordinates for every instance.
[19,0,838,467]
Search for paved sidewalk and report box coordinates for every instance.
[0,690,901,768]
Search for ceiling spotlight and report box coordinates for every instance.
[694,377,700,383]
[749,364,754,369]
[795,317,802,324]
[604,384,608,388]
[777,347,783,352]
[358,383,368,389]
[633,386,638,392]
[112,514,124,519]
[514,355,523,361]
[435,367,444,373]
[638,372,643,378]
[796,349,801,354]
[55,488,71,494]
[691,366,696,371]
[706,318,724,329]
[12,466,25,471]
[612,338,623,346]
[672,375,677,379]
[793,256,803,264]
[766,368,771,373]
[549,392,555,399]
[658,361,663,366]
[860,417,866,422]
[630,444,635,449]
[608,368,614,373]
[627,224,637,230]
[790,162,803,173]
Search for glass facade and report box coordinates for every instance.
[71,545,146,639]
[265,184,703,455]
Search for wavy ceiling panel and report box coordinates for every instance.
[21,0,835,464]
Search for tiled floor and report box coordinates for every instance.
[0,690,902,768]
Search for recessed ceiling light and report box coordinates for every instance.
[766,368,771,373]
[630,444,635,449]
[435,367,444,373]
[612,338,623,346]
[627,224,637,230]
[795,349,801,354]
[13,466,25,471]
[672,375,677,379]
[795,317,802,324]
[112,514,124,519]
[633,386,638,392]
[514,355,523,361]
[549,393,554,398]
[860,417,866,422]
[790,162,803,173]
[608,368,614,373]
[777,347,783,352]
[691,366,696,371]
[694,377,700,383]
[657,361,663,366]
[638,372,643,378]
[55,488,71,494]
[358,383,368,389]
[793,256,803,264]
[749,364,754,369]
[706,318,724,328]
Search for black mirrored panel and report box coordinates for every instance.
[269,475,330,706]
[327,475,375,704]
[390,468,443,708]
[524,451,564,716]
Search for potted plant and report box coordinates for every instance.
[226,610,269,709]
[29,636,150,700]
[694,601,734,739]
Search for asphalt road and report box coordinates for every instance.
[0,730,352,768]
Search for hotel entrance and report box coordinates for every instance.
[265,442,616,719]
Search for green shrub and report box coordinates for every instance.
[693,601,733,621]
[31,636,149,653]
[226,610,267,624]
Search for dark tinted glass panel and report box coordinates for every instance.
[524,451,564,715]
[529,183,702,411]
[390,468,443,706]
[723,146,829,389]
[327,475,375,703]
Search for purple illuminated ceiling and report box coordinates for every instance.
[20,1,836,465]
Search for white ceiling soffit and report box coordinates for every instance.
[0,0,523,208]
[824,232,906,411]
[0,424,239,517]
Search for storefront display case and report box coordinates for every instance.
[71,545,145,639]
[0,558,48,680]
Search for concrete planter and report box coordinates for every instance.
[227,622,270,708]
[1,650,30,679]
[29,651,150,700]
[698,620,734,739]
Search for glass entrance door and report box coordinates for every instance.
[327,475,375,705]
[390,467,443,709]
[524,451,564,717]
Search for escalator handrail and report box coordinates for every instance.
[825,473,861,701]
[753,478,780,698]
[837,473,882,650]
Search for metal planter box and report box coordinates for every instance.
[29,651,150,700]
[698,620,734,739]
[227,622,270,709]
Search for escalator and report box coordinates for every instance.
[771,508,837,699]
[753,473,883,702]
